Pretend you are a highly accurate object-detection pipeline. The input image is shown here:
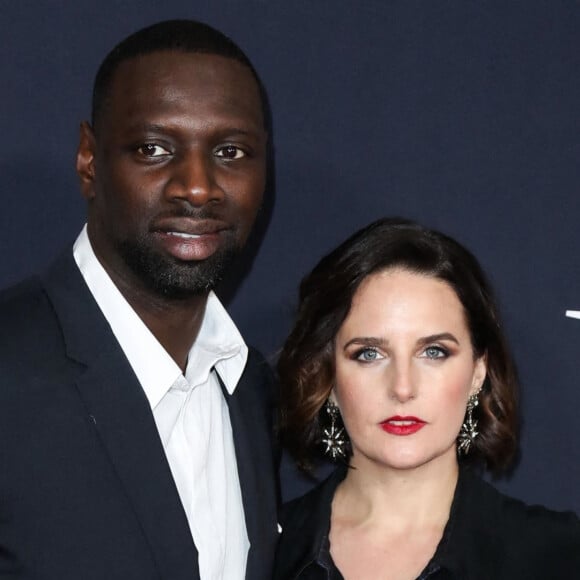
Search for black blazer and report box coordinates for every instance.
[274,466,580,579]
[0,251,279,580]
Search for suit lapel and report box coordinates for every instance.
[218,353,279,580]
[43,252,200,580]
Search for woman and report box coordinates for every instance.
[274,218,580,579]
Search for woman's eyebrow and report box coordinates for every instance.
[417,332,459,346]
[343,336,388,350]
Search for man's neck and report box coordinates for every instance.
[110,273,208,373]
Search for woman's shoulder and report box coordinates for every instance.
[456,470,580,575]
[280,466,346,529]
[275,467,346,580]
[495,485,579,552]
[470,473,580,536]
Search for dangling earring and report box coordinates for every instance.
[457,393,480,455]
[321,399,347,460]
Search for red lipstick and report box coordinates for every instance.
[380,416,426,436]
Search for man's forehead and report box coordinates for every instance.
[112,50,257,90]
[96,50,265,133]
[109,52,261,110]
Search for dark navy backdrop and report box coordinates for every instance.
[1,1,579,512]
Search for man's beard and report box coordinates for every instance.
[116,233,239,300]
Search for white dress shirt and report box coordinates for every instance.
[73,226,249,580]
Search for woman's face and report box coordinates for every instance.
[333,268,486,473]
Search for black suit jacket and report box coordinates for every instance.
[0,251,279,580]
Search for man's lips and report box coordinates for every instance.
[152,218,230,237]
[166,232,202,239]
[379,416,426,436]
[151,219,230,261]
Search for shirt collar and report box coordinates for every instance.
[277,465,348,578]
[428,466,505,579]
[72,225,247,409]
[184,290,248,395]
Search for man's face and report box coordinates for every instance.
[77,51,267,298]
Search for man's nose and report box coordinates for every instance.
[164,150,224,206]
[387,360,417,403]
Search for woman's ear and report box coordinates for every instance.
[328,386,339,407]
[470,354,487,396]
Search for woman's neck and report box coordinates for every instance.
[332,453,459,532]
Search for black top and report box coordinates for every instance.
[274,466,580,579]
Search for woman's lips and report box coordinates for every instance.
[379,416,426,436]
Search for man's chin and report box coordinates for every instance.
[118,240,238,300]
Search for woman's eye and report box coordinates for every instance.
[355,348,382,362]
[137,144,170,157]
[215,145,246,160]
[423,346,448,360]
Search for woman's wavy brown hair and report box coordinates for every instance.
[278,218,518,475]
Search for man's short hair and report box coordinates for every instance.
[91,19,268,133]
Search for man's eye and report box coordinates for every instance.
[137,144,170,157]
[215,145,246,160]
[354,348,382,362]
[423,346,448,360]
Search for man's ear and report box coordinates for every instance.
[76,121,97,200]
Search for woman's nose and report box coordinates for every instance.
[387,360,417,403]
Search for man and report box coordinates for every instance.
[0,20,278,580]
